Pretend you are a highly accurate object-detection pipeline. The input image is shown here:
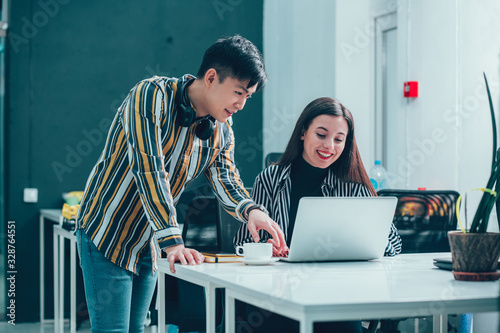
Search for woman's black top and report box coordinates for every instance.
[287,156,329,246]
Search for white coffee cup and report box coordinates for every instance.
[236,242,272,261]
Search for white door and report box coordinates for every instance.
[374,12,403,188]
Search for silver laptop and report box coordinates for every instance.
[280,196,397,262]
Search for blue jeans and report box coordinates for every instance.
[76,229,158,333]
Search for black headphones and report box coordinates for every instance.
[175,78,215,141]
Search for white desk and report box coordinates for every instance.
[53,224,77,333]
[156,261,225,333]
[39,209,62,324]
[157,253,500,333]
[39,209,77,333]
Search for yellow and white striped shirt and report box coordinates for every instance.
[77,74,254,274]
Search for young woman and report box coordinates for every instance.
[234,97,402,332]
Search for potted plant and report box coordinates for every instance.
[448,73,500,281]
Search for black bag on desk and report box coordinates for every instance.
[378,189,460,253]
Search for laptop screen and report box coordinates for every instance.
[282,196,397,262]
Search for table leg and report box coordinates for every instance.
[59,236,65,333]
[40,215,45,324]
[433,314,446,333]
[205,283,216,333]
[53,232,59,333]
[157,273,165,333]
[70,239,76,333]
[225,290,235,333]
[299,318,314,333]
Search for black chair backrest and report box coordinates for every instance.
[216,204,244,253]
[181,195,220,252]
[216,187,253,253]
[265,152,282,167]
[378,189,460,253]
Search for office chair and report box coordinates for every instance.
[216,192,252,253]
[181,195,220,252]
[265,152,282,167]
[375,189,463,333]
[378,189,460,253]
[181,186,253,253]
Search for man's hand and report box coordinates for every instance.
[164,244,205,273]
[247,210,288,255]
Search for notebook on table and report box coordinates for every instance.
[202,252,243,263]
[280,196,398,262]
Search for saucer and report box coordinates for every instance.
[241,257,279,265]
[452,270,500,281]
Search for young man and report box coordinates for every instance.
[76,35,286,332]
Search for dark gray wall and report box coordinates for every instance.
[5,0,264,322]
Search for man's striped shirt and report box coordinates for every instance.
[77,75,254,274]
[234,163,402,256]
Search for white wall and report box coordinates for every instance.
[399,0,500,231]
[264,0,500,229]
[264,0,500,330]
[332,0,374,170]
[263,0,336,161]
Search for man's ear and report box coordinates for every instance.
[204,68,218,86]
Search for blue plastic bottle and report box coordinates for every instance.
[369,160,389,191]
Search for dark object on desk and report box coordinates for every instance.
[61,219,76,231]
[61,204,78,231]
[434,257,500,281]
[433,258,453,270]
[60,191,83,231]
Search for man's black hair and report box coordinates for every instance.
[197,35,267,91]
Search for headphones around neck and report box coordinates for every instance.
[175,78,215,140]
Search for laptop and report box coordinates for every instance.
[280,196,398,262]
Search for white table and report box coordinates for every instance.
[156,253,500,333]
[39,209,62,324]
[39,209,77,333]
[53,224,77,333]
[156,261,225,333]
[157,257,294,333]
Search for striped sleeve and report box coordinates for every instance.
[384,223,402,256]
[122,80,183,249]
[204,124,253,223]
[352,183,372,197]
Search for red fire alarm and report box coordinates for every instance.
[404,81,418,97]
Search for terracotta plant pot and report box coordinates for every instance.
[448,231,500,281]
